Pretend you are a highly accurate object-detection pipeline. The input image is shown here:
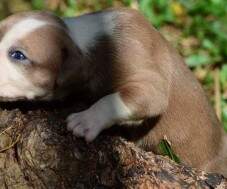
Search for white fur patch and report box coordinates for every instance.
[0,60,46,99]
[67,93,132,142]
[0,18,46,50]
[0,18,47,99]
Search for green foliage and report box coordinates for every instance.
[138,0,227,130]
[186,53,211,67]
[139,0,227,69]
[158,139,181,163]
[139,0,176,27]
[32,0,45,10]
[182,0,227,68]
[221,65,227,131]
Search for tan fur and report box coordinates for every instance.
[0,8,226,176]
[102,9,226,173]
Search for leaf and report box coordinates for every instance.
[123,0,133,6]
[158,139,181,163]
[186,53,211,67]
[32,0,45,10]
[222,103,227,132]
[139,0,155,24]
[220,65,227,89]
[171,2,185,16]
[63,8,76,17]
[67,0,77,9]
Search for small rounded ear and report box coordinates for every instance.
[55,42,83,90]
[55,47,66,86]
[56,47,72,87]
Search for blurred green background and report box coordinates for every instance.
[0,0,227,130]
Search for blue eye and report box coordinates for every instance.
[9,50,27,61]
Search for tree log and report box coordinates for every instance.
[0,106,226,189]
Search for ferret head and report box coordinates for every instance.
[0,11,80,101]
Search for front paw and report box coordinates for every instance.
[66,109,108,142]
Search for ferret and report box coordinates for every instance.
[0,8,226,176]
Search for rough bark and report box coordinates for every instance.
[0,106,226,189]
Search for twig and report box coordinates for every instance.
[0,134,21,153]
[0,125,21,153]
